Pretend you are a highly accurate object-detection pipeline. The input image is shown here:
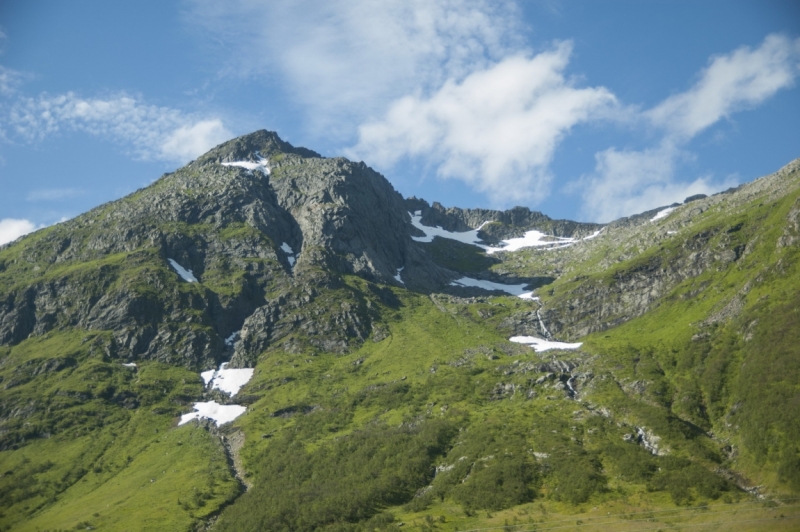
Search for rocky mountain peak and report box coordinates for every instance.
[196,129,321,164]
[0,131,455,369]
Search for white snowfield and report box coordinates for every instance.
[409,212,597,254]
[221,155,270,175]
[201,369,216,386]
[121,362,137,368]
[449,276,537,300]
[410,211,488,246]
[189,361,255,426]
[509,335,583,352]
[168,259,198,283]
[394,266,405,284]
[202,362,254,396]
[179,401,247,426]
[650,206,677,222]
[486,229,576,254]
[583,228,604,240]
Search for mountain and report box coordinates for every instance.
[1,130,798,531]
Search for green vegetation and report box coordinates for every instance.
[1,147,798,529]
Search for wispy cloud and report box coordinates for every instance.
[580,34,800,222]
[26,188,85,202]
[186,3,800,219]
[6,92,231,164]
[648,34,800,139]
[186,0,521,134]
[0,65,26,96]
[0,218,38,246]
[349,42,618,204]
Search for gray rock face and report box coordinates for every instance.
[405,198,603,240]
[0,130,453,368]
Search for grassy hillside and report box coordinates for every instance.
[1,157,798,530]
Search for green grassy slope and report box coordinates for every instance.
[0,331,240,531]
[1,160,798,530]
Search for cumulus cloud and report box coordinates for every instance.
[350,43,617,204]
[190,1,623,205]
[580,34,799,222]
[188,3,799,218]
[647,34,800,139]
[579,142,737,222]
[0,218,37,246]
[187,0,520,132]
[6,93,231,163]
[159,120,232,162]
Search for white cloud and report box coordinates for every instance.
[6,93,231,164]
[0,218,37,246]
[349,42,617,204]
[579,142,737,223]
[159,120,231,162]
[648,34,800,139]
[187,0,521,133]
[26,188,84,202]
[0,65,25,96]
[580,34,799,222]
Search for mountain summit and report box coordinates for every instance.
[1,132,799,531]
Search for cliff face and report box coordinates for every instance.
[0,131,457,369]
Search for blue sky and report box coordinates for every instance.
[1,1,799,244]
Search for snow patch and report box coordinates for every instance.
[211,363,255,396]
[409,212,487,246]
[450,276,534,299]
[584,228,603,240]
[168,259,198,283]
[222,154,270,175]
[484,230,576,254]
[202,362,254,396]
[650,206,677,222]
[122,363,137,368]
[179,401,247,426]
[394,267,404,285]
[281,242,296,267]
[201,369,216,386]
[409,212,596,254]
[509,335,582,352]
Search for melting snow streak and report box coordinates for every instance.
[509,335,582,352]
[409,212,594,254]
[221,153,270,175]
[179,401,246,426]
[450,276,537,300]
[651,206,677,222]
[168,259,198,282]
